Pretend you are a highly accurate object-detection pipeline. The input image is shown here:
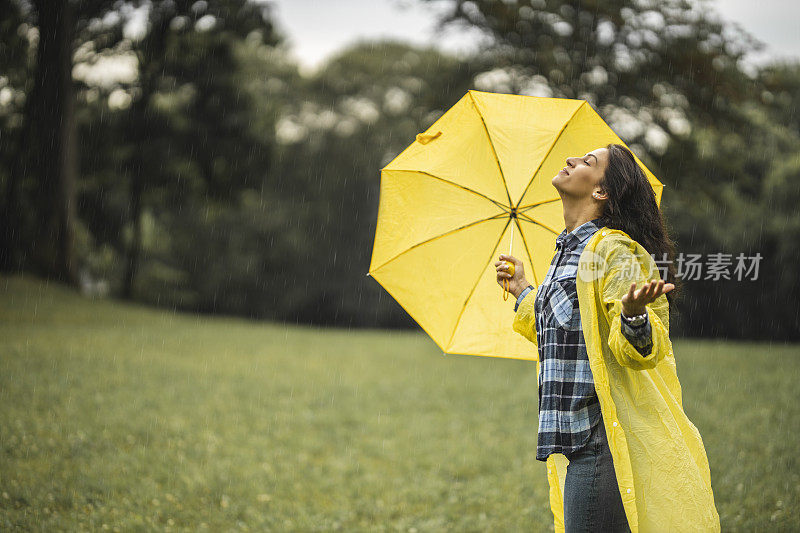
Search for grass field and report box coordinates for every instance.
[1,275,798,531]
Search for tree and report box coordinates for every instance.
[1,0,126,283]
[426,0,761,146]
[119,0,279,298]
[24,0,80,283]
[0,0,33,272]
[424,0,800,339]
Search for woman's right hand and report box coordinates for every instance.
[495,254,529,299]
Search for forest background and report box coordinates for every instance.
[2,0,799,340]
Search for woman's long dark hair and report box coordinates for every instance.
[598,143,679,305]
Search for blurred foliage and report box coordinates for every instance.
[426,0,800,339]
[0,0,799,338]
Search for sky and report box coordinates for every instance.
[270,0,483,74]
[271,0,800,73]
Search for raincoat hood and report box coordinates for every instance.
[513,227,721,532]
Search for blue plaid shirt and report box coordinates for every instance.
[515,218,653,461]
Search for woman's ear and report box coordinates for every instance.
[592,189,608,201]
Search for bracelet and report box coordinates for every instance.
[621,310,648,327]
[621,311,647,321]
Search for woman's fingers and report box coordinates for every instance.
[497,254,524,278]
[498,253,520,266]
[627,282,636,301]
[638,280,675,303]
[495,261,511,281]
[650,280,665,300]
[640,281,656,303]
[623,279,674,311]
[629,281,653,304]
[495,264,511,278]
[653,281,675,298]
[647,280,660,300]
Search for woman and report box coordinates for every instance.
[495,144,720,532]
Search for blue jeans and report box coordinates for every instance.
[563,417,631,533]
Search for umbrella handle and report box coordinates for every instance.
[502,223,515,301]
[501,260,515,301]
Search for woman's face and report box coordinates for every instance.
[551,147,610,199]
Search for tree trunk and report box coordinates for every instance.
[121,12,170,299]
[122,167,142,299]
[0,113,26,272]
[30,0,79,285]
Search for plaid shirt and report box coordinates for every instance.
[515,218,653,461]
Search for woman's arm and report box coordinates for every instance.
[601,246,674,370]
[496,254,538,345]
[620,313,653,356]
[512,285,538,345]
[605,299,669,370]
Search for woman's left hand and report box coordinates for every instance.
[621,279,675,317]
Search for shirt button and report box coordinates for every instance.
[612,421,618,427]
[627,489,631,494]
[601,231,607,236]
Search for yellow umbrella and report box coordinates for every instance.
[367,90,663,360]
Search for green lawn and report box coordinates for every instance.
[1,275,798,531]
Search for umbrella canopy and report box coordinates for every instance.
[367,90,663,360]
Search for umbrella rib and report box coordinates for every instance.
[445,217,512,352]
[370,213,507,274]
[515,101,585,207]
[517,213,561,235]
[515,216,541,287]
[386,169,510,211]
[517,198,561,213]
[467,91,514,208]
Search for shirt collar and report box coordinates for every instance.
[555,217,603,252]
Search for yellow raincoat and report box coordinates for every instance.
[512,228,721,532]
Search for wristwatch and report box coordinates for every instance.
[621,311,648,327]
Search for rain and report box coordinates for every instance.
[0,0,799,530]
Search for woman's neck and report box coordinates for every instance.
[561,196,602,233]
